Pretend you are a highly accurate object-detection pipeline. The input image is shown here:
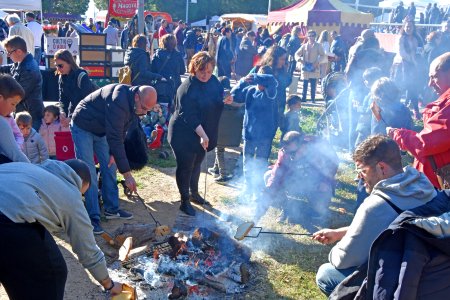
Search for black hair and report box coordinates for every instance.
[65,159,91,187]
[363,67,383,86]
[287,95,301,107]
[218,76,231,90]
[43,105,60,119]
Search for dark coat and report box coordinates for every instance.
[330,191,450,300]
[151,48,185,90]
[183,30,197,50]
[371,101,412,135]
[0,53,43,121]
[59,69,96,118]
[124,47,162,85]
[72,84,139,173]
[168,75,224,153]
[235,37,257,77]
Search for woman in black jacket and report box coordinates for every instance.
[216,27,234,78]
[124,34,162,86]
[151,34,185,91]
[168,51,233,216]
[54,49,97,125]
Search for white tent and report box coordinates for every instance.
[0,0,42,11]
[190,15,220,27]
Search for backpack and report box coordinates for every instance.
[77,71,99,92]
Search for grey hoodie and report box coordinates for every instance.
[329,166,436,269]
[0,160,108,283]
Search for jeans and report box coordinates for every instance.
[243,138,273,194]
[70,123,119,221]
[0,214,67,300]
[213,146,228,176]
[302,79,317,102]
[34,47,42,65]
[316,263,357,296]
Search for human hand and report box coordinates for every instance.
[108,155,115,168]
[60,115,71,127]
[224,95,233,105]
[123,172,137,193]
[312,228,342,245]
[200,136,209,151]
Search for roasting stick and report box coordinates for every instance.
[234,221,312,241]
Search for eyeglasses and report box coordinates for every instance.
[6,49,17,56]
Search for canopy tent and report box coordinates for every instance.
[219,14,268,32]
[0,0,42,11]
[267,0,373,44]
[190,15,220,27]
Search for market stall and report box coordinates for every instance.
[219,14,268,32]
[267,0,373,45]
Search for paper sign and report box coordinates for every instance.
[44,37,79,56]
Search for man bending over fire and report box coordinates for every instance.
[313,135,436,296]
[261,131,339,221]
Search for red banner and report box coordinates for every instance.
[108,0,138,19]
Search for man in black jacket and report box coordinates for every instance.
[71,84,157,234]
[0,35,43,130]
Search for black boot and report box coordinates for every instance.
[190,192,210,205]
[180,198,196,216]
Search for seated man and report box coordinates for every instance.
[313,135,436,296]
[263,131,339,220]
[0,159,123,299]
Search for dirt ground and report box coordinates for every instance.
[0,150,244,300]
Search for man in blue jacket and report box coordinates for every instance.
[71,84,157,234]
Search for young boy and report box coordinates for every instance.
[16,112,48,164]
[39,105,69,158]
[281,95,302,139]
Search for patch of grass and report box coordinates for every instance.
[300,106,325,135]
[147,145,177,168]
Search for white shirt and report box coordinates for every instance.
[9,23,35,56]
[26,20,44,48]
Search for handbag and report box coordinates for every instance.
[428,156,450,189]
[302,62,315,72]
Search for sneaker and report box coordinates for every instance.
[207,167,219,177]
[104,209,134,220]
[214,174,233,183]
[92,220,104,235]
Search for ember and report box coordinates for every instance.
[109,227,252,298]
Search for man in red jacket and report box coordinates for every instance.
[387,52,450,189]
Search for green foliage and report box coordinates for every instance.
[42,0,90,15]
[93,0,108,11]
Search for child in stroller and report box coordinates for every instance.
[141,103,168,149]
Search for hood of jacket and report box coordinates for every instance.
[153,48,173,61]
[124,47,149,66]
[39,159,83,191]
[373,166,436,209]
[253,74,278,99]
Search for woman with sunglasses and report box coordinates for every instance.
[54,49,97,126]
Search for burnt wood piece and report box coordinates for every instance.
[113,223,159,247]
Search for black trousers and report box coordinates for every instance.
[302,79,317,102]
[0,214,67,300]
[171,147,206,199]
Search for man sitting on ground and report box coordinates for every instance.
[313,135,436,296]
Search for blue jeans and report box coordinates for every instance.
[34,47,41,65]
[316,263,357,296]
[70,123,119,221]
[243,138,273,194]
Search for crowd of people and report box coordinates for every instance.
[1,8,450,299]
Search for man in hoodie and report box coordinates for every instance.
[0,159,123,298]
[313,135,436,296]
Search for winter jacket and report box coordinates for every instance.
[72,84,139,173]
[295,42,324,80]
[183,30,197,50]
[329,166,436,269]
[287,35,302,58]
[59,69,97,118]
[0,161,109,283]
[2,115,23,149]
[235,37,257,77]
[330,191,450,300]
[168,75,224,153]
[0,53,43,121]
[39,120,70,156]
[392,88,450,189]
[23,128,49,164]
[124,47,162,86]
[151,48,185,90]
[234,74,278,141]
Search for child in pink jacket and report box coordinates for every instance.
[39,105,69,158]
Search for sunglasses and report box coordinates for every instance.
[55,64,64,69]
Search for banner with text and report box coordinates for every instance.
[109,0,138,19]
[45,37,79,56]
